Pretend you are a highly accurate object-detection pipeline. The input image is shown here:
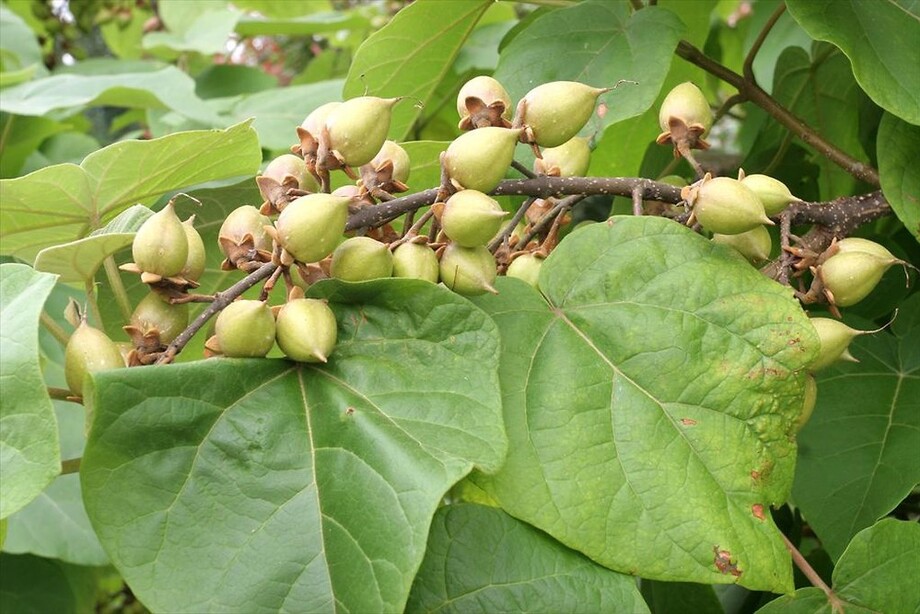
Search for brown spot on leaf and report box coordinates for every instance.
[680,418,697,426]
[751,504,765,520]
[344,407,355,416]
[713,546,742,577]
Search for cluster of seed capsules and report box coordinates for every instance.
[61,75,614,379]
[62,78,910,391]
[249,75,613,299]
[652,82,914,429]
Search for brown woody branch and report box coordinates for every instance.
[159,177,888,364]
[674,40,880,187]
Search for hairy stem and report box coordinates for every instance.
[675,40,880,186]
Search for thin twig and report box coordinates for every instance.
[155,262,277,365]
[713,93,747,125]
[518,195,586,247]
[61,457,82,475]
[103,255,132,322]
[743,2,786,82]
[41,312,70,346]
[761,191,891,280]
[511,160,537,179]
[778,208,792,285]
[488,197,537,252]
[83,280,104,329]
[632,185,644,216]
[675,40,880,186]
[780,532,844,613]
[47,387,78,402]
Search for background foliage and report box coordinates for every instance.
[0,0,918,613]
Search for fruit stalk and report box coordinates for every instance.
[155,261,278,365]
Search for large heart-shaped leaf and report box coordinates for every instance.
[0,66,221,125]
[0,264,59,519]
[792,293,920,560]
[406,503,649,613]
[0,121,260,263]
[495,1,684,132]
[343,0,493,141]
[81,279,506,612]
[786,0,920,126]
[756,519,920,613]
[878,113,920,242]
[470,217,818,593]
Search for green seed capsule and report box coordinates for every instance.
[65,322,124,395]
[392,242,439,282]
[330,236,394,282]
[132,202,188,277]
[215,300,276,358]
[275,298,338,363]
[439,243,498,296]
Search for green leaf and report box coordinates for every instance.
[495,1,684,131]
[195,64,278,99]
[343,0,493,141]
[469,217,819,593]
[0,63,36,89]
[757,519,920,613]
[792,293,920,560]
[81,279,506,612]
[228,80,344,151]
[3,475,109,566]
[744,44,870,199]
[99,6,151,60]
[143,8,241,57]
[33,206,152,283]
[0,121,261,263]
[0,263,59,520]
[878,113,920,242]
[235,10,368,36]
[0,5,44,75]
[406,503,649,613]
[641,579,724,614]
[232,0,333,19]
[0,113,67,178]
[156,0,228,35]
[2,282,107,566]
[0,553,95,614]
[0,66,222,125]
[587,0,713,178]
[401,141,448,195]
[786,0,920,126]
